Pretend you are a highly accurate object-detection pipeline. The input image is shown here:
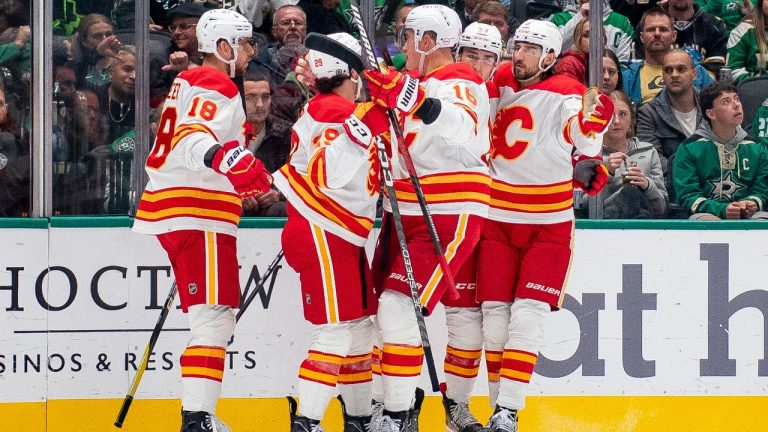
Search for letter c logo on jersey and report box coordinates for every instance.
[492,105,535,161]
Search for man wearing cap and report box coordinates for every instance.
[163,2,208,72]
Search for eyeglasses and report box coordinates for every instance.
[169,23,197,32]
[276,19,306,27]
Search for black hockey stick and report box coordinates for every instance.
[115,282,178,428]
[373,0,400,66]
[235,249,284,322]
[346,2,460,302]
[305,31,441,392]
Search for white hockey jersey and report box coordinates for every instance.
[384,62,491,217]
[489,62,603,224]
[273,93,380,247]
[133,66,248,236]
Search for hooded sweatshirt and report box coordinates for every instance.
[673,121,768,217]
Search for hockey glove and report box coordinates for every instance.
[211,140,273,198]
[344,102,391,149]
[578,88,614,138]
[364,68,425,114]
[573,155,609,196]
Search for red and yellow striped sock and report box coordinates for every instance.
[500,349,537,384]
[180,345,225,382]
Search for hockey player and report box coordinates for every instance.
[272,32,391,432]
[439,21,503,432]
[132,9,271,432]
[479,20,613,432]
[456,22,503,82]
[363,5,491,432]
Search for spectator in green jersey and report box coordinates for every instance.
[726,0,768,83]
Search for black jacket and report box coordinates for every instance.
[636,88,702,176]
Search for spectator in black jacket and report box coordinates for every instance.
[637,49,702,178]
[243,74,290,217]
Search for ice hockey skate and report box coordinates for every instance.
[442,394,488,432]
[287,396,325,432]
[338,395,372,432]
[180,410,231,432]
[404,387,424,432]
[486,406,518,432]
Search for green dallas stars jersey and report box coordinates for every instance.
[726,21,768,83]
[697,0,748,31]
[674,131,768,217]
[753,98,768,146]
[549,10,634,62]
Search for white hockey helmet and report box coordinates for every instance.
[512,19,562,58]
[459,22,503,60]
[404,4,462,53]
[197,9,253,76]
[307,32,363,80]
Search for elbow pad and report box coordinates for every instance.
[413,98,441,125]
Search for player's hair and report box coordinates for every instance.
[244,72,273,94]
[316,75,350,94]
[699,82,738,125]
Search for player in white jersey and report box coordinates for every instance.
[480,20,613,432]
[133,9,271,432]
[440,21,503,432]
[362,5,490,432]
[273,32,391,432]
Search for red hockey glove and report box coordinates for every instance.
[572,155,609,196]
[344,102,391,149]
[578,88,614,137]
[211,140,273,198]
[364,68,425,114]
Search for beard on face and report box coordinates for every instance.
[514,62,538,81]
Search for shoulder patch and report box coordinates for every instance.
[179,67,239,99]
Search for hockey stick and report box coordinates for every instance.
[305,32,441,392]
[235,249,284,322]
[346,5,460,303]
[373,0,400,66]
[115,282,178,428]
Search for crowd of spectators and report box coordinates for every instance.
[0,0,766,220]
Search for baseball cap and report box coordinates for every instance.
[167,2,208,20]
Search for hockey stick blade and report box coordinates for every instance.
[304,32,366,74]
